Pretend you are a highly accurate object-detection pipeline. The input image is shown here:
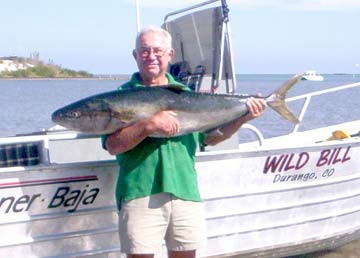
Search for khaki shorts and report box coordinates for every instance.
[118,193,206,254]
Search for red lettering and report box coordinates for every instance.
[317,146,352,167]
[296,152,309,169]
[317,149,331,167]
[279,154,288,172]
[263,155,286,174]
[264,152,311,173]
[284,153,295,171]
[327,148,337,165]
[332,148,342,164]
[342,146,351,163]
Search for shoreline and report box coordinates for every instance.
[0,75,130,81]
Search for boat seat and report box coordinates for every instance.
[169,62,206,92]
[169,61,190,85]
[187,65,206,91]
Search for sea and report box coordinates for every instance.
[0,74,359,139]
[0,74,360,257]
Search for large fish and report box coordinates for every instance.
[51,74,302,136]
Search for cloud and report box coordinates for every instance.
[126,0,360,12]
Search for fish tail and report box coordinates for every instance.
[265,74,303,124]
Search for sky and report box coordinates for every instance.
[1,0,360,74]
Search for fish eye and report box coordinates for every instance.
[69,111,81,118]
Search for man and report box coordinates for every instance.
[103,26,265,258]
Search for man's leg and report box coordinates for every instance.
[119,194,171,255]
[168,250,196,258]
[127,255,154,258]
[165,197,206,256]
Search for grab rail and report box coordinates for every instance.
[241,124,265,146]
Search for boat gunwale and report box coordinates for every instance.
[0,134,358,174]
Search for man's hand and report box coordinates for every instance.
[146,111,180,136]
[105,110,180,155]
[243,96,266,122]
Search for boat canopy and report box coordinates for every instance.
[163,0,236,93]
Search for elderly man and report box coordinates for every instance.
[103,26,265,258]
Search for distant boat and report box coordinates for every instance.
[301,70,324,81]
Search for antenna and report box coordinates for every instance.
[135,0,141,32]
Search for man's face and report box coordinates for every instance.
[133,31,173,82]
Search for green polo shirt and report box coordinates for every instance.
[102,72,203,209]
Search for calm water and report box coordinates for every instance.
[0,74,360,257]
[0,74,359,138]
[0,78,125,137]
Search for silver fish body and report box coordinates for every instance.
[51,74,302,136]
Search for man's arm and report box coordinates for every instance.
[204,97,266,146]
[105,110,180,155]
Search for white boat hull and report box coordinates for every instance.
[301,71,324,81]
[301,75,324,81]
[197,138,360,257]
[0,123,359,257]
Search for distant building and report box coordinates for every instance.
[0,58,35,73]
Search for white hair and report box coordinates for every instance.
[135,25,172,49]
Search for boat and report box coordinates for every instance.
[301,70,324,81]
[0,1,359,257]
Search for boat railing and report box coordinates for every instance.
[241,124,265,146]
[238,81,360,147]
[287,81,360,133]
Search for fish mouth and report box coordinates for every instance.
[51,109,62,123]
[51,108,73,126]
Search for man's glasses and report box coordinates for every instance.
[138,47,168,58]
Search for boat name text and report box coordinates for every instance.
[263,146,351,174]
[0,184,99,215]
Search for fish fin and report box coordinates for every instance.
[266,74,303,124]
[160,84,188,94]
